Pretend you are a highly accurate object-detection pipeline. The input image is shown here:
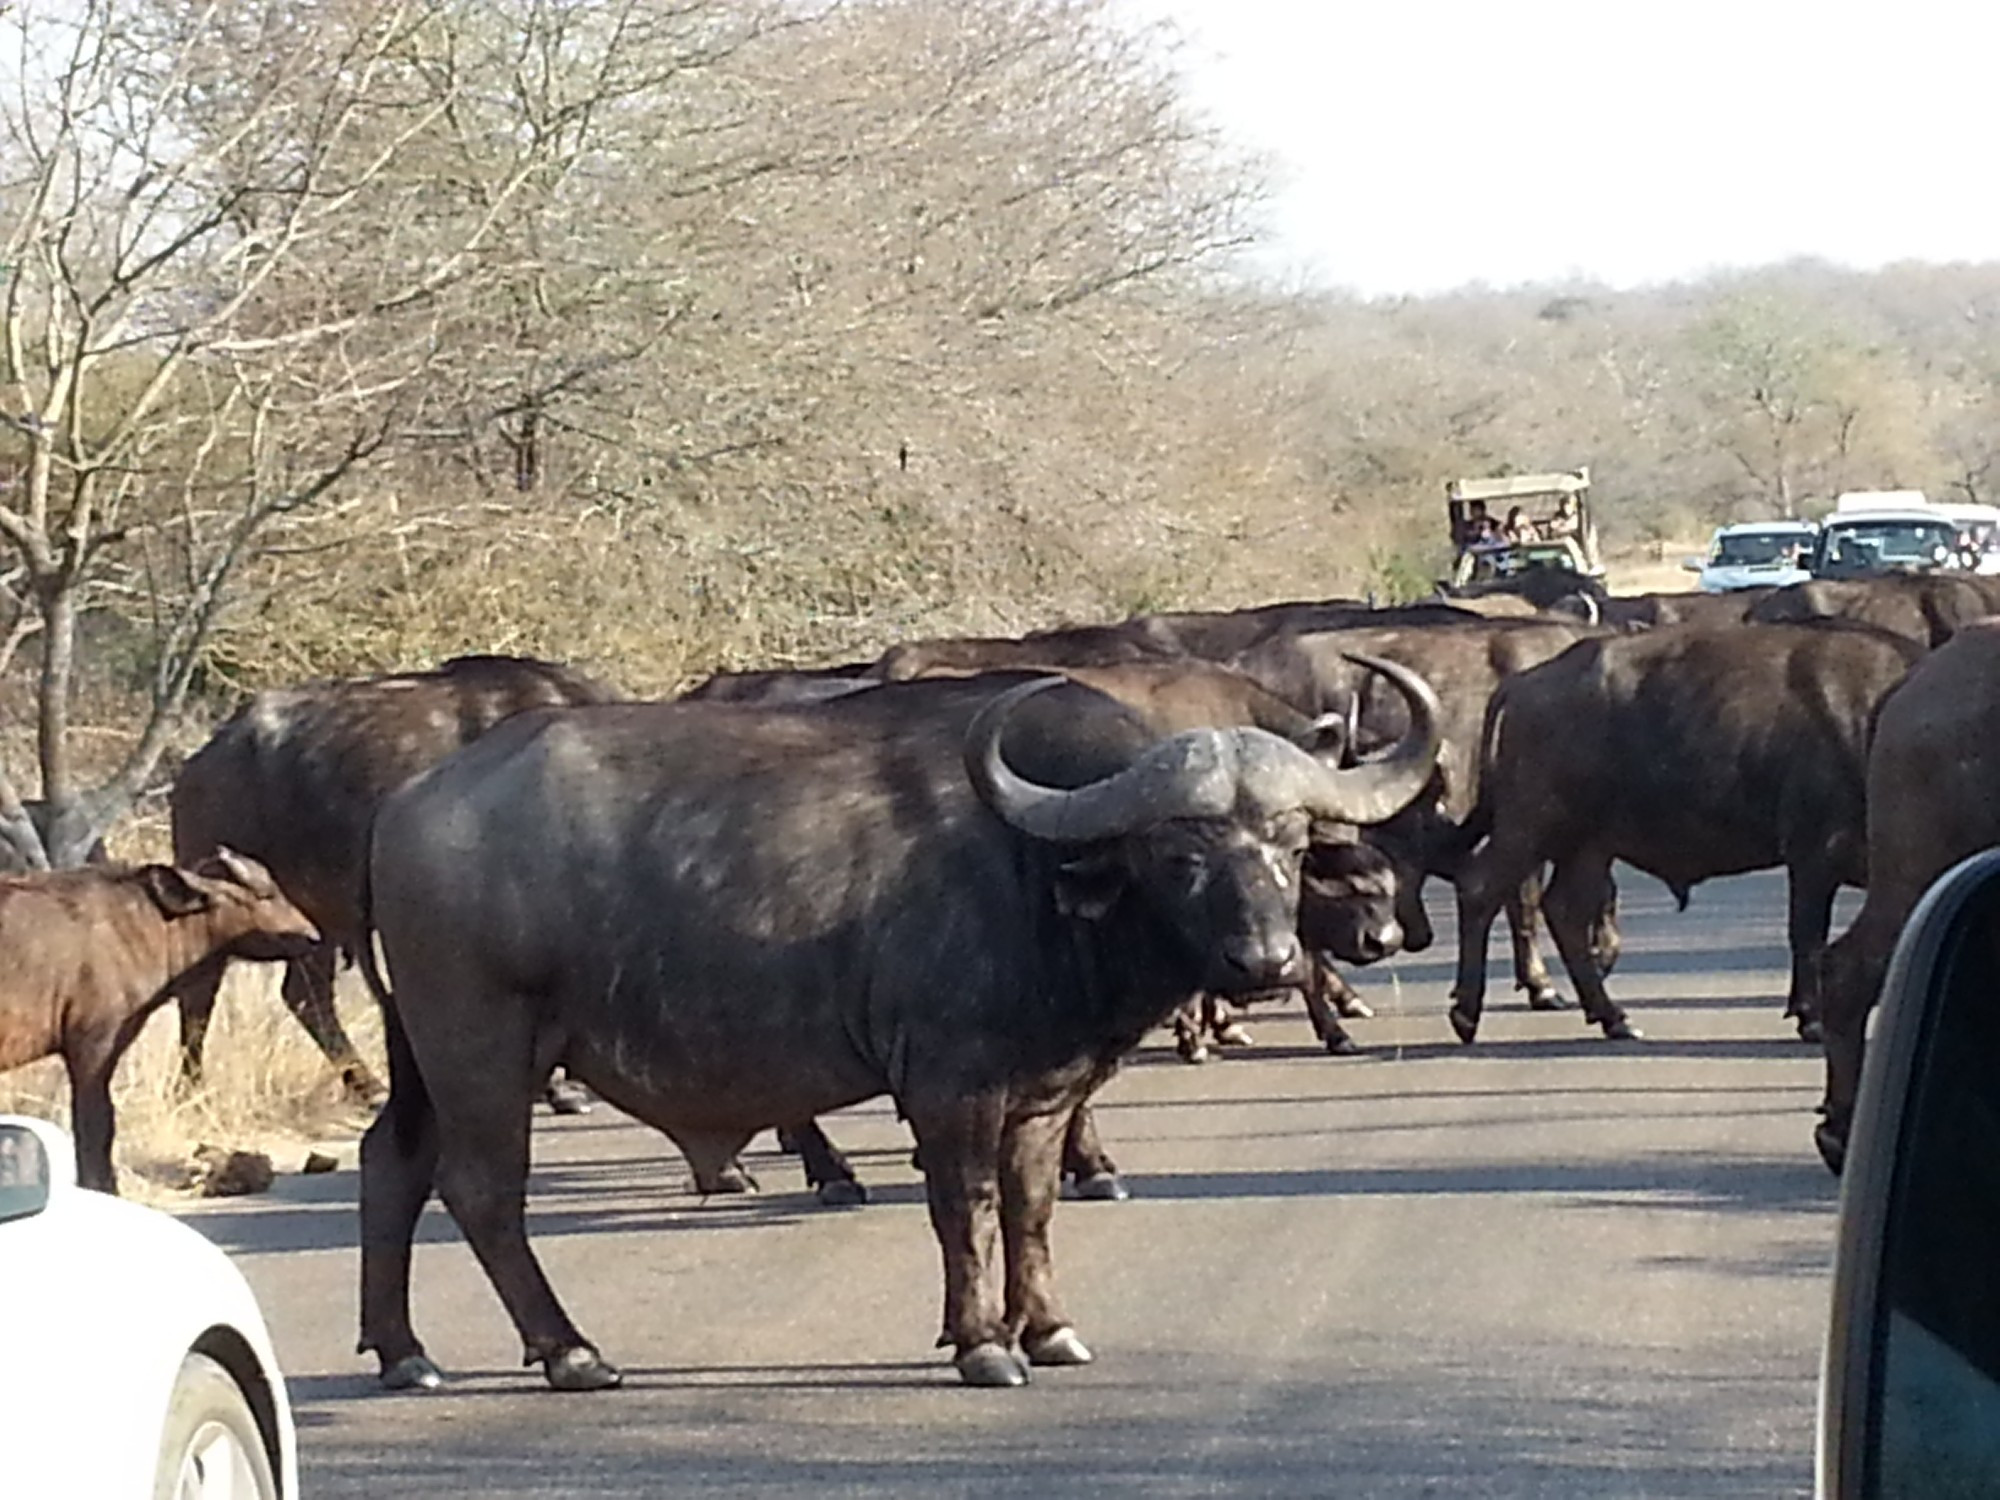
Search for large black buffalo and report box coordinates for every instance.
[1448,623,1921,1045]
[1745,573,1995,648]
[1233,617,1614,1012]
[1814,621,2000,1172]
[357,664,1441,1392]
[875,600,1482,680]
[170,654,614,1102]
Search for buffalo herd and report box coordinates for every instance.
[7,564,1997,1391]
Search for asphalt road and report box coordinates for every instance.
[190,869,1848,1498]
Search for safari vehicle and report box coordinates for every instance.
[1820,848,2000,1497]
[1684,519,1818,592]
[1446,468,1604,587]
[1808,508,1964,581]
[1820,491,2000,578]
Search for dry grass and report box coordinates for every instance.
[0,963,385,1202]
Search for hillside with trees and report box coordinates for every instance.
[0,0,1996,861]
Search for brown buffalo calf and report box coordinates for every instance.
[0,849,319,1193]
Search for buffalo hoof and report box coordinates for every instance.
[1023,1326,1094,1367]
[1795,1016,1825,1045]
[1599,1017,1645,1041]
[703,1163,759,1195]
[1448,1006,1480,1045]
[956,1343,1031,1387]
[1337,996,1375,1019]
[380,1354,445,1392]
[544,1346,623,1392]
[1070,1171,1129,1202]
[1814,1122,1848,1176]
[1525,986,1572,1012]
[545,1080,593,1116]
[1321,1032,1360,1057]
[1214,1023,1254,1048]
[1178,1043,1211,1065]
[814,1178,868,1208]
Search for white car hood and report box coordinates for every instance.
[1700,561,1812,593]
[4,1174,295,1496]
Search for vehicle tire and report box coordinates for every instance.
[152,1351,278,1500]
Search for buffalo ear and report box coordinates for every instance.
[139,865,212,919]
[1054,852,1125,921]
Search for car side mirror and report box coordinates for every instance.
[1682,557,1704,572]
[0,1117,60,1224]
[1821,848,2000,1497]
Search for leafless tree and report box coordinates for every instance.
[0,0,768,863]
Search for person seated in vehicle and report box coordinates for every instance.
[1545,494,1581,541]
[1459,500,1500,549]
[1502,505,1535,545]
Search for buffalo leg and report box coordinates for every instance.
[62,1040,120,1194]
[431,1092,620,1391]
[63,1006,158,1193]
[1002,1107,1092,1368]
[908,1091,1021,1385]
[1207,995,1253,1047]
[1451,835,1538,1043]
[1542,850,1638,1040]
[781,1120,866,1206]
[1508,874,1570,1010]
[1062,1102,1126,1200]
[1590,872,1623,976]
[282,944,385,1104]
[1784,865,1838,1042]
[1173,997,1210,1063]
[1816,920,1896,1174]
[1303,960,1359,1055]
[542,1070,593,1115]
[174,959,226,1092]
[358,1095,443,1388]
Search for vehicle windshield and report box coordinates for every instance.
[1823,520,1958,570]
[1712,533,1808,567]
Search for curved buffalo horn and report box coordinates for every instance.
[1574,592,1601,626]
[965,677,1239,843]
[1297,691,1361,766]
[967,660,1442,840]
[1292,654,1442,825]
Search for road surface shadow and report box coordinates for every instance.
[285,1345,1817,1499]
[1123,1153,1835,1217]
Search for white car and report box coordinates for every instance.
[1685,520,1818,592]
[0,1114,297,1498]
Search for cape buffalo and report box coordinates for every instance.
[171,654,615,1102]
[678,661,880,704]
[1815,621,2000,1172]
[1448,622,1922,1045]
[1746,574,1993,648]
[874,601,1482,681]
[356,663,1441,1392]
[0,850,317,1191]
[1232,618,1614,1011]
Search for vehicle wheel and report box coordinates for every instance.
[153,1351,277,1500]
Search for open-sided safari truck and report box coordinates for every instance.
[1446,469,1604,588]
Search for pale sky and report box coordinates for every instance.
[1124,0,2000,297]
